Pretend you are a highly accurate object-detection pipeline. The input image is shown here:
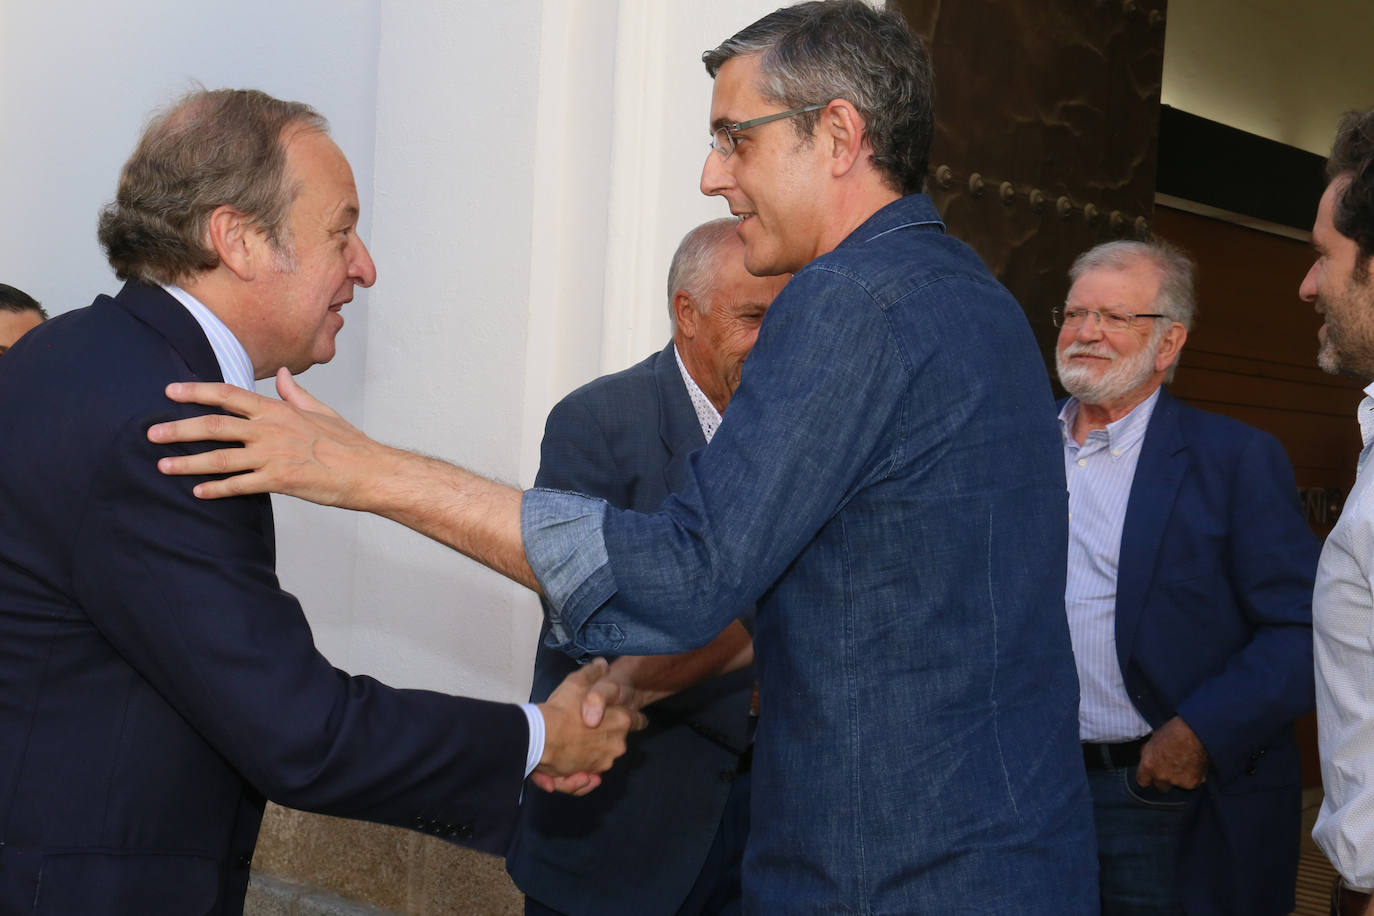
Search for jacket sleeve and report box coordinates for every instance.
[69,407,527,853]
[1174,429,1317,782]
[535,267,910,656]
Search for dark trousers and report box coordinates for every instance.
[525,768,752,916]
[1333,877,1374,916]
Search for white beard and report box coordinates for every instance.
[1056,337,1159,405]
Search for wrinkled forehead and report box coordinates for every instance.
[1067,262,1160,307]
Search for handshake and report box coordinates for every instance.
[532,657,651,796]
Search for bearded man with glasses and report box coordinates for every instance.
[1055,239,1317,915]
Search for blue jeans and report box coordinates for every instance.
[1088,765,1191,915]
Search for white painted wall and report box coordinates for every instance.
[0,0,774,703]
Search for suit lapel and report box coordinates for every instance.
[1115,388,1188,669]
[653,342,707,492]
[111,281,225,384]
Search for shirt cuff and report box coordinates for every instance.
[522,488,610,644]
[520,702,544,779]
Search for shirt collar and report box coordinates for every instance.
[838,194,945,251]
[1359,382,1374,449]
[161,284,255,391]
[673,343,722,443]
[1058,386,1162,452]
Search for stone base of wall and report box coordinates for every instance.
[248,803,521,916]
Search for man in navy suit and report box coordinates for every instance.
[1055,239,1318,914]
[0,88,635,915]
[507,219,786,915]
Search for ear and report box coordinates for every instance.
[673,289,700,338]
[819,98,867,179]
[205,204,258,281]
[1154,323,1188,374]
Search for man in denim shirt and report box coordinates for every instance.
[151,2,1098,911]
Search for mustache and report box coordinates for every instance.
[1060,342,1116,361]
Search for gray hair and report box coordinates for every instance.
[702,0,934,196]
[97,88,328,286]
[666,218,742,329]
[1069,239,1196,382]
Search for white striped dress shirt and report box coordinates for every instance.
[1313,384,1374,889]
[161,284,256,390]
[1060,388,1160,743]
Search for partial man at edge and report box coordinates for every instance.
[147,4,1099,911]
[0,88,637,916]
[1055,239,1316,915]
[509,217,787,916]
[0,283,47,354]
[1299,107,1374,916]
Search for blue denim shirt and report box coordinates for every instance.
[524,195,1097,913]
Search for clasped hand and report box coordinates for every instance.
[532,658,648,795]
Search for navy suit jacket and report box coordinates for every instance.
[506,343,754,916]
[1105,388,1317,913]
[0,282,526,915]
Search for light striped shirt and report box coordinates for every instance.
[1060,388,1160,743]
[161,284,255,390]
[1313,384,1374,889]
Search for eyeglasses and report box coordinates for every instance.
[1051,306,1167,331]
[709,105,826,160]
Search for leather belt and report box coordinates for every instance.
[1082,736,1148,770]
[1334,877,1374,916]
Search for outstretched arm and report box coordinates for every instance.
[149,369,538,591]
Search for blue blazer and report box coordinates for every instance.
[1110,388,1317,914]
[0,282,527,915]
[506,343,754,916]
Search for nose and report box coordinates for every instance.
[1299,261,1319,303]
[350,235,378,288]
[701,148,732,198]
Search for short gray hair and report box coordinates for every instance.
[666,218,741,328]
[1069,239,1196,382]
[1069,239,1196,331]
[702,1,934,196]
[97,88,328,286]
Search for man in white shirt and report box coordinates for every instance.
[1302,107,1374,916]
[1059,239,1317,914]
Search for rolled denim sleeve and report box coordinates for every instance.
[521,488,620,654]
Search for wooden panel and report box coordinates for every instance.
[1155,204,1364,505]
[896,0,1168,365]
